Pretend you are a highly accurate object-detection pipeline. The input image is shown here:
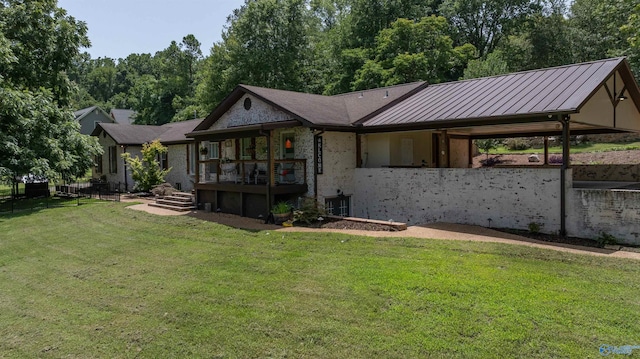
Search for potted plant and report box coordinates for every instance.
[199,146,208,157]
[271,201,291,224]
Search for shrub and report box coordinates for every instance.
[480,155,503,167]
[271,201,291,214]
[528,222,542,234]
[504,138,531,151]
[548,155,563,164]
[122,139,171,192]
[597,232,617,246]
[293,197,327,224]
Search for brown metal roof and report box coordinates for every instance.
[360,57,631,128]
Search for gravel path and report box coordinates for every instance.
[123,198,640,260]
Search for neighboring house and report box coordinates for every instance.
[91,119,201,192]
[74,106,114,135]
[109,109,137,125]
[187,57,640,244]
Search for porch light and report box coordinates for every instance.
[618,91,627,101]
[285,139,293,149]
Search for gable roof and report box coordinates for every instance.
[91,119,201,145]
[192,82,427,132]
[74,106,113,123]
[360,57,640,130]
[110,109,137,125]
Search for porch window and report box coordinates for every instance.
[241,138,255,160]
[209,142,219,159]
[108,146,117,174]
[281,133,295,159]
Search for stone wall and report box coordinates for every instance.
[210,94,291,130]
[316,132,356,203]
[568,189,640,245]
[573,164,640,182]
[353,167,563,231]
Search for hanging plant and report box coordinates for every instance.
[199,146,208,156]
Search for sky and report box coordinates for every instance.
[57,0,246,59]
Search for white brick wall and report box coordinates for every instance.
[353,167,563,231]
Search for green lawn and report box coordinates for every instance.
[491,141,640,155]
[1,202,639,358]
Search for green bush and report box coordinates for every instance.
[504,138,531,151]
[293,197,326,224]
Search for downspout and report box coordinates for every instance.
[559,115,570,237]
[313,129,325,199]
[123,145,128,192]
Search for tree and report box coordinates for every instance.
[475,139,501,160]
[462,50,510,79]
[121,140,171,192]
[351,16,475,90]
[0,0,101,188]
[439,0,540,58]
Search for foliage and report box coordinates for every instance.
[271,201,291,214]
[548,155,563,164]
[475,138,501,159]
[351,16,476,90]
[292,197,327,224]
[479,155,503,167]
[597,232,618,246]
[1,203,640,357]
[504,138,531,151]
[0,0,102,185]
[528,222,542,234]
[121,140,171,192]
[462,50,510,79]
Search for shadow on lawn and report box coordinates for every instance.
[417,222,617,255]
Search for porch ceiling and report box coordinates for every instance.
[446,120,627,139]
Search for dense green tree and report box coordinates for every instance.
[122,139,170,192]
[621,3,640,77]
[351,17,475,89]
[439,0,541,58]
[0,0,101,185]
[462,50,510,79]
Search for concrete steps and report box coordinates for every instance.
[149,191,195,212]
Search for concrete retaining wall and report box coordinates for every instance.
[568,189,640,245]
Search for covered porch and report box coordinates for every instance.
[188,122,309,218]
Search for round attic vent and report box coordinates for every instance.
[244,97,252,110]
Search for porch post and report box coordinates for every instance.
[468,138,473,168]
[266,131,272,216]
[195,139,200,185]
[559,115,570,237]
[543,136,549,165]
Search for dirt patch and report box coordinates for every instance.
[493,228,602,248]
[319,219,398,231]
[473,149,640,167]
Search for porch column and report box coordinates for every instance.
[559,115,570,237]
[543,136,549,165]
[195,139,200,185]
[265,131,272,216]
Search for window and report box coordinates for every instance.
[325,196,351,217]
[95,155,103,174]
[281,133,295,159]
[158,152,168,170]
[108,146,117,174]
[209,142,219,159]
[241,138,254,160]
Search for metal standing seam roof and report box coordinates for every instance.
[360,58,629,128]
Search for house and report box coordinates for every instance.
[74,106,115,135]
[109,109,137,125]
[187,57,640,244]
[91,119,201,192]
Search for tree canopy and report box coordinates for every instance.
[0,0,101,183]
[60,0,640,125]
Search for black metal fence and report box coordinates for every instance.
[0,181,122,214]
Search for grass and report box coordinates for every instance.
[1,203,639,358]
[491,141,640,155]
